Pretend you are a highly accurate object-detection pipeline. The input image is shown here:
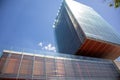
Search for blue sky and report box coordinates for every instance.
[0,0,120,54]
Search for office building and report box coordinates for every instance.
[0,50,120,80]
[0,0,120,80]
[54,0,120,59]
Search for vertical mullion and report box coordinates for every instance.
[32,55,35,80]
[16,52,23,79]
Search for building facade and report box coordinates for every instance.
[0,0,120,80]
[0,50,120,80]
[54,0,120,59]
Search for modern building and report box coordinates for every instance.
[0,0,120,80]
[0,50,120,80]
[54,0,120,60]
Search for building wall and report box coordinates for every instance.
[54,2,83,54]
[65,0,120,45]
[0,50,120,80]
[54,0,120,59]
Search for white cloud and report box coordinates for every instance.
[38,42,43,47]
[43,43,56,52]
[38,42,56,52]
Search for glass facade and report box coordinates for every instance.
[0,50,120,80]
[54,1,84,54]
[54,0,120,59]
[65,0,120,45]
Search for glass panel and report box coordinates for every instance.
[18,55,33,79]
[33,56,45,76]
[3,54,21,74]
[0,52,9,74]
[55,59,65,77]
[64,60,75,77]
[33,56,46,79]
[45,57,56,78]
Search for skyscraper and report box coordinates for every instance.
[0,0,120,80]
[54,0,120,60]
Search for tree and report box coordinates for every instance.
[114,0,120,8]
[108,0,120,8]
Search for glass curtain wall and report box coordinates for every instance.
[0,51,120,80]
[54,2,82,54]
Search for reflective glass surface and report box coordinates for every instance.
[0,51,120,80]
[18,55,33,79]
[54,2,83,54]
[65,0,120,45]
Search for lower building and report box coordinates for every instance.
[0,50,120,80]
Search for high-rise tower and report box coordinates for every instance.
[54,0,120,59]
[0,0,120,80]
